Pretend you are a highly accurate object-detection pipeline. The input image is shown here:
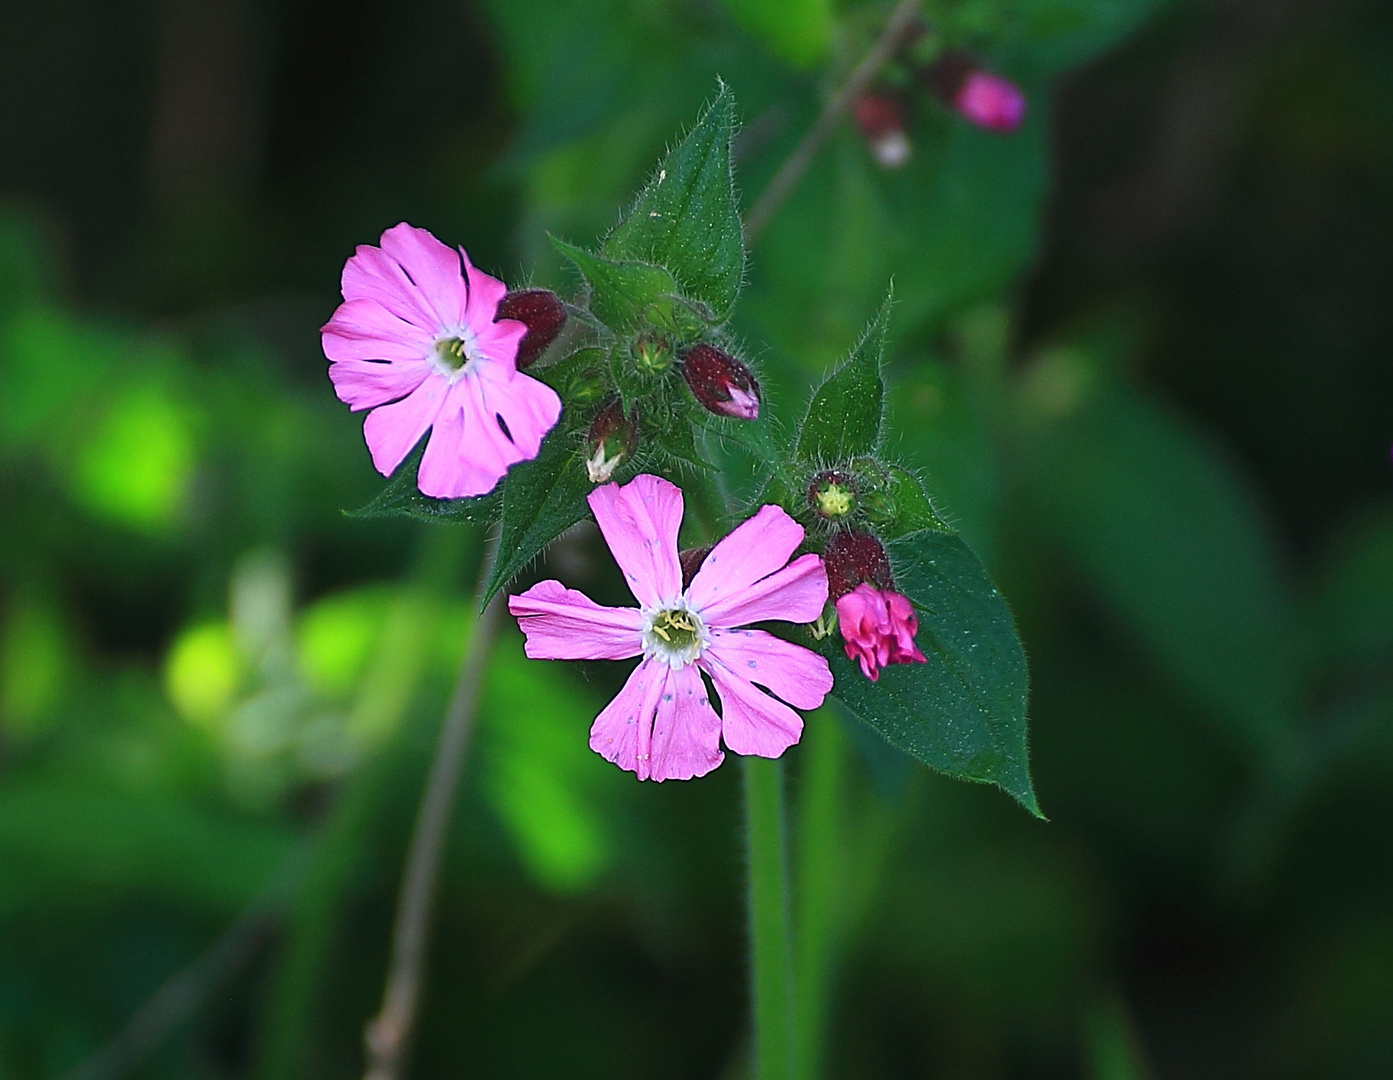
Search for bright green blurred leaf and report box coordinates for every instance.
[165,621,243,726]
[722,0,832,68]
[826,530,1038,815]
[604,83,745,321]
[482,639,612,892]
[72,382,195,532]
[296,588,393,700]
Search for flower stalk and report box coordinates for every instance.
[745,755,798,1080]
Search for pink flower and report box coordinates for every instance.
[835,583,927,682]
[509,474,833,782]
[953,70,1027,133]
[322,222,562,499]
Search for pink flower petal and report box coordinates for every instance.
[469,316,528,375]
[647,663,723,781]
[461,250,509,327]
[481,370,562,460]
[416,377,518,498]
[706,628,832,710]
[699,552,828,629]
[342,241,442,333]
[589,657,667,778]
[686,504,805,613]
[587,474,685,608]
[377,222,468,329]
[701,654,804,759]
[360,375,447,477]
[322,298,432,360]
[509,580,644,660]
[327,357,433,412]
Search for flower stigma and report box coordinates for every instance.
[642,603,708,668]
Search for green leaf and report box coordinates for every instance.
[864,465,954,539]
[825,529,1038,816]
[795,290,891,464]
[483,427,594,607]
[348,442,501,525]
[551,236,678,330]
[604,83,745,321]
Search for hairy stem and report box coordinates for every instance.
[361,535,502,1080]
[743,0,924,245]
[745,755,798,1080]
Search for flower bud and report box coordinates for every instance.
[853,94,911,169]
[584,397,636,484]
[835,584,927,681]
[923,51,1026,134]
[807,470,858,522]
[680,343,760,421]
[496,289,567,369]
[633,330,674,375]
[822,529,892,598]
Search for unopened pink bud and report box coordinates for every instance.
[680,343,761,421]
[496,289,567,369]
[853,94,911,169]
[924,51,1026,134]
[835,583,927,682]
[954,71,1026,132]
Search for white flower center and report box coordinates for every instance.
[433,328,480,382]
[642,602,708,669]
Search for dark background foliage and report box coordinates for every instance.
[1,0,1390,1077]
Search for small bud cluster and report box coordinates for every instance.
[850,33,1027,167]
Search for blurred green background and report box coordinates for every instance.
[2,0,1391,1077]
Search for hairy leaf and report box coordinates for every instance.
[796,290,891,465]
[551,237,678,331]
[826,529,1038,815]
[604,83,745,321]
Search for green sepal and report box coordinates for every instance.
[551,237,678,331]
[481,427,595,608]
[863,465,954,539]
[603,82,745,322]
[825,529,1040,817]
[795,288,891,465]
[346,442,500,525]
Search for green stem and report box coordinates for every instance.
[793,714,846,1080]
[744,756,797,1080]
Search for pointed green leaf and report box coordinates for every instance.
[603,83,745,321]
[483,428,594,607]
[864,465,954,539]
[551,237,678,331]
[796,290,891,465]
[825,529,1038,815]
[347,443,500,525]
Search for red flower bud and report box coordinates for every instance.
[853,94,911,169]
[678,546,711,590]
[924,51,1026,134]
[680,343,761,421]
[585,397,637,483]
[496,289,567,369]
[823,529,893,598]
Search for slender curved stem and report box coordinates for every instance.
[745,756,798,1080]
[361,535,502,1080]
[743,0,923,246]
